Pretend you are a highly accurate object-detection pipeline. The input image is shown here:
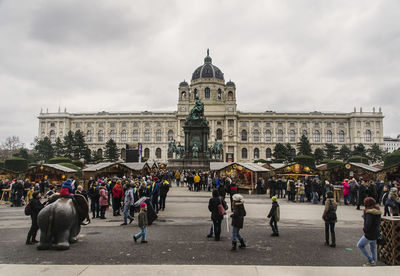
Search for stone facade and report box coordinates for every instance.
[38,51,384,162]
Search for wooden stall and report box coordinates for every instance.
[273,162,318,180]
[24,164,77,187]
[210,162,269,193]
[377,163,400,182]
[83,162,151,183]
[123,162,151,177]
[328,162,380,183]
[0,167,16,181]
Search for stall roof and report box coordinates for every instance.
[238,163,270,172]
[83,162,115,172]
[350,162,381,173]
[269,163,287,170]
[41,164,77,173]
[123,162,149,171]
[210,162,233,171]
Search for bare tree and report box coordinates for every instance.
[0,136,25,160]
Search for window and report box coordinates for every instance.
[217,89,222,100]
[121,130,127,142]
[217,121,222,125]
[216,129,223,140]
[253,122,259,127]
[253,129,260,142]
[168,122,174,127]
[313,130,320,142]
[99,122,104,128]
[144,148,150,159]
[366,122,370,127]
[87,122,92,127]
[75,122,80,128]
[265,130,272,142]
[289,130,295,142]
[241,148,248,159]
[110,122,115,128]
[241,122,247,127]
[86,130,92,142]
[109,130,116,141]
[266,122,271,127]
[194,88,198,98]
[133,130,139,141]
[121,148,126,160]
[266,148,272,159]
[122,122,127,127]
[339,122,344,126]
[228,91,233,100]
[168,150,173,159]
[145,122,150,127]
[339,130,345,142]
[155,148,162,159]
[181,91,186,99]
[98,130,104,142]
[241,130,248,141]
[254,148,260,159]
[168,130,174,141]
[144,130,150,141]
[327,122,332,127]
[277,129,284,142]
[156,129,162,142]
[326,130,332,143]
[314,122,319,127]
[205,87,210,99]
[157,122,161,127]
[97,148,103,158]
[133,122,139,127]
[302,123,307,127]
[302,130,308,137]
[228,119,234,127]
[50,122,55,127]
[365,130,372,142]
[49,130,56,143]
[290,123,295,127]
[278,123,283,127]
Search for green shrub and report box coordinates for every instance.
[294,155,315,168]
[4,157,28,172]
[48,157,72,164]
[347,155,369,165]
[72,160,84,168]
[384,150,400,168]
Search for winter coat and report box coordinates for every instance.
[342,181,350,196]
[208,190,228,220]
[88,185,100,200]
[359,185,367,200]
[311,180,319,193]
[298,185,305,195]
[368,184,378,201]
[124,188,134,206]
[388,194,400,214]
[322,198,337,223]
[363,208,382,240]
[30,197,44,218]
[231,200,246,228]
[112,185,123,199]
[228,183,238,196]
[99,186,108,206]
[268,201,280,221]
[160,181,170,197]
[138,209,148,228]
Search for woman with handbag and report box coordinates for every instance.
[322,191,337,247]
[208,189,228,241]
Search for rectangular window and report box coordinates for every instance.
[327,122,332,127]
[110,122,115,127]
[99,122,104,128]
[145,122,150,127]
[168,122,174,127]
[133,122,139,127]
[228,120,234,127]
[122,122,127,127]
[302,123,307,127]
[314,122,319,127]
[87,122,92,127]
[241,122,247,127]
[50,122,55,127]
[278,122,283,127]
[253,122,259,127]
[217,121,222,125]
[266,122,271,127]
[290,122,295,127]
[75,122,80,128]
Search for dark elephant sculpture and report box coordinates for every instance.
[37,194,89,250]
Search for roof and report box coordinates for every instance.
[349,162,381,173]
[268,163,287,170]
[83,162,115,172]
[191,51,224,81]
[316,164,328,170]
[43,164,77,173]
[210,162,233,171]
[237,163,269,172]
[123,162,149,171]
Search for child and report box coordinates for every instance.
[267,196,280,236]
[134,202,148,243]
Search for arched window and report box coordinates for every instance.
[193,88,198,99]
[49,130,56,143]
[365,130,372,142]
[155,148,162,159]
[144,130,150,141]
[253,129,260,142]
[313,130,320,142]
[205,87,210,99]
[97,148,103,158]
[110,130,115,141]
[181,91,186,100]
[216,129,223,140]
[168,130,174,141]
[277,129,284,142]
[228,91,233,100]
[265,130,272,142]
[86,130,92,142]
[241,129,247,141]
[156,129,162,142]
[326,130,332,143]
[144,148,150,159]
[254,148,259,159]
[302,130,308,138]
[266,148,272,159]
[133,130,139,141]
[241,148,248,159]
[121,130,127,142]
[121,148,126,160]
[98,130,104,142]
[289,130,295,142]
[217,89,222,100]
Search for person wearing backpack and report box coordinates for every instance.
[26,191,43,245]
[208,189,228,241]
[267,196,280,236]
[322,191,337,247]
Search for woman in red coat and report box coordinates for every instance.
[112,180,123,216]
[342,179,350,205]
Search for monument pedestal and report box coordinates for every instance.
[167,158,211,170]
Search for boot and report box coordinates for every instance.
[31,235,39,243]
[231,242,237,251]
[26,235,33,245]
[239,238,246,249]
[330,233,336,248]
[325,234,330,246]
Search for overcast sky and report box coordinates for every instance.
[1,0,399,147]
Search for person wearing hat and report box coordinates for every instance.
[133,202,148,243]
[322,191,337,247]
[267,196,280,236]
[60,179,74,198]
[26,191,43,245]
[230,194,246,251]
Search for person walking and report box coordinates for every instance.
[26,191,43,245]
[230,194,246,251]
[267,196,280,236]
[175,171,181,187]
[121,183,134,226]
[322,191,337,247]
[159,178,170,211]
[357,197,382,266]
[208,189,228,241]
[99,184,108,219]
[133,202,148,243]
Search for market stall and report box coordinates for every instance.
[24,164,77,186]
[83,162,151,183]
[328,162,380,182]
[376,163,400,182]
[273,162,318,180]
[0,167,16,181]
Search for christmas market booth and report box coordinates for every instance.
[24,164,77,186]
[0,167,16,181]
[327,162,381,182]
[272,162,319,179]
[210,162,269,193]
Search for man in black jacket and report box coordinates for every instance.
[357,181,368,210]
[208,189,228,241]
[26,191,43,245]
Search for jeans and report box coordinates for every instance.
[135,226,147,241]
[299,194,305,202]
[357,235,377,263]
[160,195,166,210]
[232,226,243,243]
[344,195,350,205]
[325,222,335,244]
[269,218,278,233]
[312,192,319,204]
[209,223,214,235]
[176,179,180,187]
[212,216,223,240]
[91,199,99,218]
[123,204,133,224]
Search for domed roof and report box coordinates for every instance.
[179,80,189,87]
[191,49,224,81]
[226,80,235,87]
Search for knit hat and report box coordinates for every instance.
[140,202,147,209]
[271,196,277,202]
[232,194,243,202]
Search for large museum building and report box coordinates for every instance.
[38,51,384,163]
